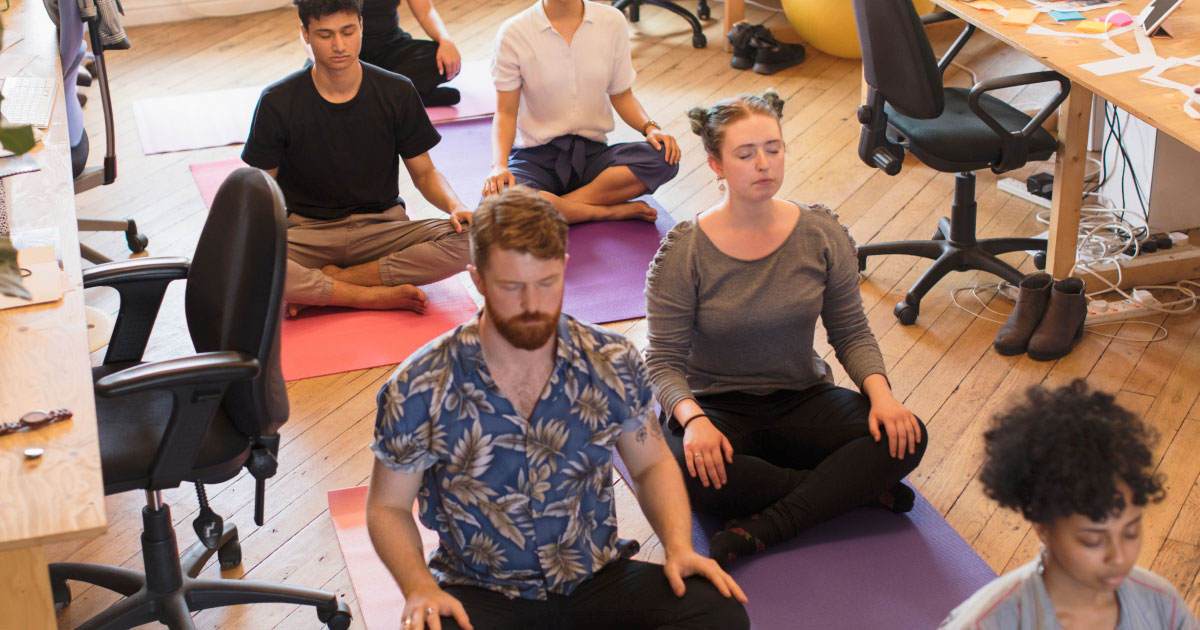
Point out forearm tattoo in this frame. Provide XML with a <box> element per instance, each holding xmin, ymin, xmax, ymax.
<box><xmin>635</xmin><ymin>415</ymin><xmax>664</xmax><ymax>444</ymax></box>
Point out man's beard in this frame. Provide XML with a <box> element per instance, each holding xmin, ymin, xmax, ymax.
<box><xmin>485</xmin><ymin>301</ymin><xmax>560</xmax><ymax>351</ymax></box>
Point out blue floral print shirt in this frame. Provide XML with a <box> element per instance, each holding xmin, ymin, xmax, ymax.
<box><xmin>371</xmin><ymin>313</ymin><xmax>655</xmax><ymax>600</ymax></box>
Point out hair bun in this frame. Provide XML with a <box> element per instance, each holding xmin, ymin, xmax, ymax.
<box><xmin>759</xmin><ymin>89</ymin><xmax>785</xmax><ymax>117</ymax></box>
<box><xmin>686</xmin><ymin>106</ymin><xmax>709</xmax><ymax>137</ymax></box>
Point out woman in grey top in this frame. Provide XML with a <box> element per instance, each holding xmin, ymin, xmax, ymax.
<box><xmin>940</xmin><ymin>380</ymin><xmax>1198</xmax><ymax>630</ymax></box>
<box><xmin>644</xmin><ymin>90</ymin><xmax>926</xmax><ymax>565</ymax></box>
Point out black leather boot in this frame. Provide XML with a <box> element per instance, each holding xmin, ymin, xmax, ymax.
<box><xmin>1027</xmin><ymin>277</ymin><xmax>1087</xmax><ymax>361</ymax></box>
<box><xmin>993</xmin><ymin>272</ymin><xmax>1052</xmax><ymax>356</ymax></box>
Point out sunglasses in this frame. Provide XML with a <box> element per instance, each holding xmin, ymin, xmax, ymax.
<box><xmin>0</xmin><ymin>409</ymin><xmax>72</xmax><ymax>437</ymax></box>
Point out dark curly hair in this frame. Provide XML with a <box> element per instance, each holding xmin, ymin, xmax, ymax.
<box><xmin>295</xmin><ymin>0</ymin><xmax>361</xmax><ymax>27</ymax></box>
<box><xmin>980</xmin><ymin>379</ymin><xmax>1164</xmax><ymax>525</ymax></box>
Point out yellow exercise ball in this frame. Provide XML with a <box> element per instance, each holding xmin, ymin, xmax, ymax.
<box><xmin>780</xmin><ymin>0</ymin><xmax>934</xmax><ymax>60</ymax></box>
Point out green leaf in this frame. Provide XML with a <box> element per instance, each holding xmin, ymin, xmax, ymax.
<box><xmin>0</xmin><ymin>125</ymin><xmax>35</xmax><ymax>155</ymax></box>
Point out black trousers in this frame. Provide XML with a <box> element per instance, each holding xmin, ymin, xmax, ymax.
<box><xmin>437</xmin><ymin>560</ymin><xmax>748</xmax><ymax>630</ymax></box>
<box><xmin>361</xmin><ymin>30</ymin><xmax>449</xmax><ymax>97</ymax></box>
<box><xmin>664</xmin><ymin>384</ymin><xmax>928</xmax><ymax>542</ymax></box>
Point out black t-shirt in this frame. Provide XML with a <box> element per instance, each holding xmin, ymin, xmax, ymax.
<box><xmin>241</xmin><ymin>62</ymin><xmax>440</xmax><ymax>220</ymax></box>
<box><xmin>361</xmin><ymin>0</ymin><xmax>403</xmax><ymax>41</ymax></box>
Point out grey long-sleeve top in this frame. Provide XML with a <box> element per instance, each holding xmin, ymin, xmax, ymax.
<box><xmin>644</xmin><ymin>202</ymin><xmax>888</xmax><ymax>417</ymax></box>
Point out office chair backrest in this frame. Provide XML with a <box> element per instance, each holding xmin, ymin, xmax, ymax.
<box><xmin>186</xmin><ymin>168</ymin><xmax>290</xmax><ymax>437</ymax></box>
<box><xmin>852</xmin><ymin>0</ymin><xmax>944</xmax><ymax>120</ymax></box>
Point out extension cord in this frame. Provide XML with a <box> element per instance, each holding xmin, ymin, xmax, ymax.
<box><xmin>1086</xmin><ymin>297</ymin><xmax>1153</xmax><ymax>325</ymax></box>
<box><xmin>998</xmin><ymin>177</ymin><xmax>1052</xmax><ymax>209</ymax></box>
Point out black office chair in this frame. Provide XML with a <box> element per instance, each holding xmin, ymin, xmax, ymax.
<box><xmin>613</xmin><ymin>0</ymin><xmax>710</xmax><ymax>48</ymax></box>
<box><xmin>851</xmin><ymin>0</ymin><xmax>1069</xmax><ymax>325</ymax></box>
<box><xmin>49</xmin><ymin>168</ymin><xmax>352</xmax><ymax>630</ymax></box>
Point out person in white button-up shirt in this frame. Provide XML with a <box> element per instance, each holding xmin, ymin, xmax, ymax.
<box><xmin>483</xmin><ymin>0</ymin><xmax>681</xmax><ymax>224</ymax></box>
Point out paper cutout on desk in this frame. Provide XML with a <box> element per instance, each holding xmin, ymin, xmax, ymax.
<box><xmin>1026</xmin><ymin>23</ymin><xmax>1133</xmax><ymax>37</ymax></box>
<box><xmin>0</xmin><ymin>246</ymin><xmax>68</xmax><ymax>311</ymax></box>
<box><xmin>1031</xmin><ymin>0</ymin><xmax>1122</xmax><ymax>12</ymax></box>
<box><xmin>965</xmin><ymin>0</ymin><xmax>1005</xmax><ymax>10</ymax></box>
<box><xmin>1049</xmin><ymin>10</ymin><xmax>1085</xmax><ymax>20</ymax></box>
<box><xmin>1080</xmin><ymin>52</ymin><xmax>1160</xmax><ymax>75</ymax></box>
<box><xmin>0</xmin><ymin>154</ymin><xmax>40</xmax><ymax>179</ymax></box>
<box><xmin>1003</xmin><ymin>8</ymin><xmax>1040</xmax><ymax>24</ymax></box>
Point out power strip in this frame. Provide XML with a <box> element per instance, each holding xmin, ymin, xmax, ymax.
<box><xmin>998</xmin><ymin>177</ymin><xmax>1052</xmax><ymax>209</ymax></box>
<box><xmin>1086</xmin><ymin>297</ymin><xmax>1154</xmax><ymax>325</ymax></box>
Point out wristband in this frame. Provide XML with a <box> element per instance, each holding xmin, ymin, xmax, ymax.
<box><xmin>641</xmin><ymin>119</ymin><xmax>660</xmax><ymax>136</ymax></box>
<box><xmin>681</xmin><ymin>412</ymin><xmax>707</xmax><ymax>430</ymax></box>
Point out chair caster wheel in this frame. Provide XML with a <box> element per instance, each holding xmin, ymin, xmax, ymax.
<box><xmin>894</xmin><ymin>301</ymin><xmax>919</xmax><ymax>325</ymax></box>
<box><xmin>51</xmin><ymin>578</ymin><xmax>71</xmax><ymax>610</ymax></box>
<box><xmin>697</xmin><ymin>4</ymin><xmax>711</xmax><ymax>19</ymax></box>
<box><xmin>319</xmin><ymin>603</ymin><xmax>353</xmax><ymax>630</ymax></box>
<box><xmin>124</xmin><ymin>221</ymin><xmax>148</xmax><ymax>254</ymax></box>
<box><xmin>692</xmin><ymin>33</ymin><xmax>707</xmax><ymax>48</ymax></box>
<box><xmin>218</xmin><ymin>538</ymin><xmax>242</xmax><ymax>570</ymax></box>
<box><xmin>1033</xmin><ymin>252</ymin><xmax>1047</xmax><ymax>270</ymax></box>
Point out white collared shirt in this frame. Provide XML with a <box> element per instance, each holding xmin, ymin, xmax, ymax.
<box><xmin>492</xmin><ymin>0</ymin><xmax>636</xmax><ymax>149</ymax></box>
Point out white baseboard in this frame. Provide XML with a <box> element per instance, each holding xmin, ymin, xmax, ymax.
<box><xmin>122</xmin><ymin>0</ymin><xmax>291</xmax><ymax>27</ymax></box>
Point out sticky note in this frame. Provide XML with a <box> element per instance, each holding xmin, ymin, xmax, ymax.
<box><xmin>1001</xmin><ymin>8</ymin><xmax>1039</xmax><ymax>25</ymax></box>
<box><xmin>966</xmin><ymin>0</ymin><xmax>1004</xmax><ymax>10</ymax></box>
<box><xmin>1102</xmin><ymin>10</ymin><xmax>1133</xmax><ymax>27</ymax></box>
<box><xmin>1049</xmin><ymin>10</ymin><xmax>1085</xmax><ymax>21</ymax></box>
<box><xmin>1076</xmin><ymin>19</ymin><xmax>1111</xmax><ymax>33</ymax></box>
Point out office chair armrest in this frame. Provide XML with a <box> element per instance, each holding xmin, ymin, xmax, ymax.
<box><xmin>83</xmin><ymin>257</ymin><xmax>191</xmax><ymax>366</ymax></box>
<box><xmin>968</xmin><ymin>70</ymin><xmax>1071</xmax><ymax>172</ymax></box>
<box><xmin>930</xmin><ymin>17</ymin><xmax>975</xmax><ymax>75</ymax></box>
<box><xmin>95</xmin><ymin>351</ymin><xmax>261</xmax><ymax>397</ymax></box>
<box><xmin>96</xmin><ymin>351</ymin><xmax>261</xmax><ymax>490</ymax></box>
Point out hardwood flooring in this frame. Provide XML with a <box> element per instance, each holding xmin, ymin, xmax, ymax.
<box><xmin>51</xmin><ymin>2</ymin><xmax>1200</xmax><ymax>627</ymax></box>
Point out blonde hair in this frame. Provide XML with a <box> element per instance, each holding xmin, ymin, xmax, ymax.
<box><xmin>470</xmin><ymin>186</ymin><xmax>569</xmax><ymax>272</ymax></box>
<box><xmin>687</xmin><ymin>89</ymin><xmax>785</xmax><ymax>158</ymax></box>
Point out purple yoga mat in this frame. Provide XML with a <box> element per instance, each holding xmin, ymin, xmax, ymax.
<box><xmin>611</xmin><ymin>453</ymin><xmax>996</xmax><ymax>629</ymax></box>
<box><xmin>429</xmin><ymin>118</ymin><xmax>676</xmax><ymax>324</ymax></box>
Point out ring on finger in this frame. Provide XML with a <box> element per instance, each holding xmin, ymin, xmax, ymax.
<box><xmin>427</xmin><ymin>607</ymin><xmax>435</xmax><ymax>616</ymax></box>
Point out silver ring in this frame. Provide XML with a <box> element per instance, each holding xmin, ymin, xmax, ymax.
<box><xmin>403</xmin><ymin>618</ymin><xmax>413</xmax><ymax>627</ymax></box>
<box><xmin>690</xmin><ymin>451</ymin><xmax>698</xmax><ymax>458</ymax></box>
<box><xmin>427</xmin><ymin>607</ymin><xmax>435</xmax><ymax>616</ymax></box>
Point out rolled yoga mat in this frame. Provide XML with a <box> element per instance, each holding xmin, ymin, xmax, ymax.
<box><xmin>191</xmin><ymin>118</ymin><xmax>675</xmax><ymax>325</ymax></box>
<box><xmin>611</xmin><ymin>453</ymin><xmax>997</xmax><ymax>629</ymax></box>
<box><xmin>133</xmin><ymin>61</ymin><xmax>496</xmax><ymax>155</ymax></box>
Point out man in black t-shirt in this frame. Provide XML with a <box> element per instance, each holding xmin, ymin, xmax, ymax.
<box><xmin>243</xmin><ymin>0</ymin><xmax>470</xmax><ymax>314</ymax></box>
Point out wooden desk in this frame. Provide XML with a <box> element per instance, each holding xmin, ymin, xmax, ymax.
<box><xmin>0</xmin><ymin>0</ymin><xmax>107</xmax><ymax>628</ymax></box>
<box><xmin>933</xmin><ymin>0</ymin><xmax>1200</xmax><ymax>284</ymax></box>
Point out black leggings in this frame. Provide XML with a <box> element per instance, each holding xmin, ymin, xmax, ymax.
<box><xmin>361</xmin><ymin>31</ymin><xmax>449</xmax><ymax>97</ymax></box>
<box><xmin>663</xmin><ymin>384</ymin><xmax>928</xmax><ymax>543</ymax></box>
<box><xmin>437</xmin><ymin>559</ymin><xmax>748</xmax><ymax>630</ymax></box>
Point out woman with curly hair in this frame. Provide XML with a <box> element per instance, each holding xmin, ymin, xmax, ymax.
<box><xmin>940</xmin><ymin>380</ymin><xmax>1198</xmax><ymax>629</ymax></box>
<box><xmin>644</xmin><ymin>90</ymin><xmax>926</xmax><ymax>567</ymax></box>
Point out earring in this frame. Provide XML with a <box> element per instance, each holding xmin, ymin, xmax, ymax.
<box><xmin>717</xmin><ymin>177</ymin><xmax>726</xmax><ymax>193</ymax></box>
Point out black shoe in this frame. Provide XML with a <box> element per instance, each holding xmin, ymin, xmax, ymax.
<box><xmin>423</xmin><ymin>86</ymin><xmax>461</xmax><ymax>107</ymax></box>
<box><xmin>750</xmin><ymin>30</ymin><xmax>806</xmax><ymax>75</ymax></box>
<box><xmin>726</xmin><ymin>21</ymin><xmax>761</xmax><ymax>70</ymax></box>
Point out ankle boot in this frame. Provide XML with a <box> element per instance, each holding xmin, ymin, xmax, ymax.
<box><xmin>994</xmin><ymin>273</ymin><xmax>1053</xmax><ymax>356</ymax></box>
<box><xmin>1027</xmin><ymin>277</ymin><xmax>1087</xmax><ymax>361</ymax></box>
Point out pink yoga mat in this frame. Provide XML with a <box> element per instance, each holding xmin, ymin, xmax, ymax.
<box><xmin>280</xmin><ymin>278</ymin><xmax>478</xmax><ymax>381</ymax></box>
<box><xmin>328</xmin><ymin>486</ymin><xmax>440</xmax><ymax>630</ymax></box>
<box><xmin>134</xmin><ymin>61</ymin><xmax>495</xmax><ymax>155</ymax></box>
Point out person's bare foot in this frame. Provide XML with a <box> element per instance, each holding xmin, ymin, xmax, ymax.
<box><xmin>609</xmin><ymin>200</ymin><xmax>657</xmax><ymax>222</ymax></box>
<box><xmin>358</xmin><ymin>284</ymin><xmax>428</xmax><ymax>313</ymax></box>
<box><xmin>285</xmin><ymin>302</ymin><xmax>311</xmax><ymax>318</ymax></box>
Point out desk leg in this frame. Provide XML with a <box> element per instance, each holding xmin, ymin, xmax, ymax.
<box><xmin>0</xmin><ymin>546</ymin><xmax>56</xmax><ymax>629</ymax></box>
<box><xmin>723</xmin><ymin>0</ymin><xmax>744</xmax><ymax>52</ymax></box>
<box><xmin>1047</xmin><ymin>85</ymin><xmax>1093</xmax><ymax>279</ymax></box>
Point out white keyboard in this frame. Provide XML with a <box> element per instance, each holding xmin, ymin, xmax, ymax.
<box><xmin>1</xmin><ymin>77</ymin><xmax>56</xmax><ymax>128</ymax></box>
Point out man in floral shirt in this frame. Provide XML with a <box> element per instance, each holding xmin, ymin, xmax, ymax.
<box><xmin>367</xmin><ymin>186</ymin><xmax>748</xmax><ymax>630</ymax></box>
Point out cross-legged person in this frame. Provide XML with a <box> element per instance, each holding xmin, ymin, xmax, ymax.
<box><xmin>244</xmin><ymin>0</ymin><xmax>471</xmax><ymax>314</ymax></box>
<box><xmin>482</xmin><ymin>0</ymin><xmax>681</xmax><ymax>224</ymax></box>
<box><xmin>366</xmin><ymin>186</ymin><xmax>749</xmax><ymax>630</ymax></box>
<box><xmin>359</xmin><ymin>0</ymin><xmax>462</xmax><ymax>106</ymax></box>
<box><xmin>644</xmin><ymin>90</ymin><xmax>928</xmax><ymax>567</ymax></box>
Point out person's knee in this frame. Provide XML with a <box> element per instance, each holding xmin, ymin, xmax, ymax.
<box><xmin>681</xmin><ymin>577</ymin><xmax>750</xmax><ymax>629</ymax></box>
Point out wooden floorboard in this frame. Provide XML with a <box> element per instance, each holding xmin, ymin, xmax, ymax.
<box><xmin>48</xmin><ymin>2</ymin><xmax>1200</xmax><ymax>627</ymax></box>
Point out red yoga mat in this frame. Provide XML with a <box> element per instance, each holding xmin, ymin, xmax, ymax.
<box><xmin>133</xmin><ymin>61</ymin><xmax>495</xmax><ymax>155</ymax></box>
<box><xmin>328</xmin><ymin>486</ymin><xmax>440</xmax><ymax>630</ymax></box>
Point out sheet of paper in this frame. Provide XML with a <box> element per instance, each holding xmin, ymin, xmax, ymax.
<box><xmin>0</xmin><ymin>246</ymin><xmax>65</xmax><ymax>310</ymax></box>
<box><xmin>1003</xmin><ymin>8</ymin><xmax>1040</xmax><ymax>23</ymax></box>
<box><xmin>1049</xmin><ymin>10</ymin><xmax>1085</xmax><ymax>20</ymax></box>
<box><xmin>966</xmin><ymin>0</ymin><xmax>1005</xmax><ymax>10</ymax></box>
<box><xmin>1030</xmin><ymin>0</ymin><xmax>1123</xmax><ymax>12</ymax></box>
<box><xmin>1080</xmin><ymin>52</ymin><xmax>1160</xmax><ymax>74</ymax></box>
<box><xmin>1027</xmin><ymin>23</ymin><xmax>1133</xmax><ymax>37</ymax></box>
